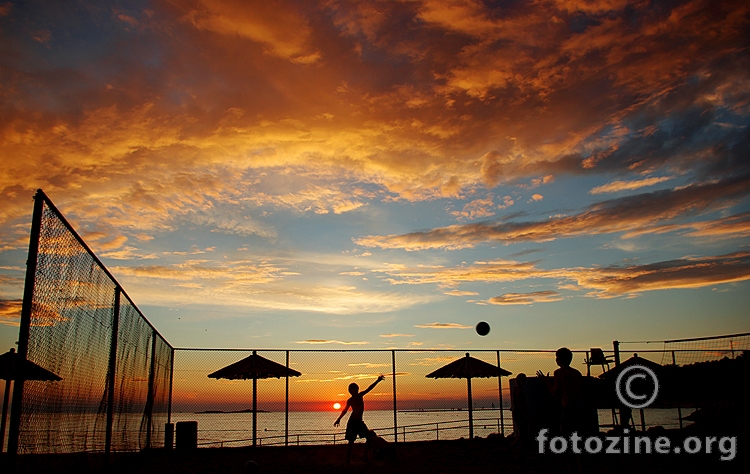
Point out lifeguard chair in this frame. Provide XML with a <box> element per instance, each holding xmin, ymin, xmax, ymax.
<box><xmin>585</xmin><ymin>348</ymin><xmax>613</xmax><ymax>376</ymax></box>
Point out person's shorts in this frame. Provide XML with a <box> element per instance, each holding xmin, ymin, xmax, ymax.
<box><xmin>345</xmin><ymin>419</ymin><xmax>370</xmax><ymax>441</ymax></box>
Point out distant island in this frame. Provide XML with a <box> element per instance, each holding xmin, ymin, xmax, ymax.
<box><xmin>195</xmin><ymin>409</ymin><xmax>269</xmax><ymax>414</ymax></box>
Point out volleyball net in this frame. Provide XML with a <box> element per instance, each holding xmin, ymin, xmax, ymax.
<box><xmin>7</xmin><ymin>190</ymin><xmax>173</xmax><ymax>455</ymax></box>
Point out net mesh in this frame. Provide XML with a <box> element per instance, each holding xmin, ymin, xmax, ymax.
<box><xmin>170</xmin><ymin>349</ymin><xmax>569</xmax><ymax>446</ymax></box>
<box><xmin>15</xmin><ymin>195</ymin><xmax>173</xmax><ymax>454</ymax></box>
<box><xmin>660</xmin><ymin>334</ymin><xmax>750</xmax><ymax>366</ymax></box>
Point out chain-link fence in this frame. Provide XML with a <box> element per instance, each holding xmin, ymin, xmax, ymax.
<box><xmin>170</xmin><ymin>348</ymin><xmax>588</xmax><ymax>447</ymax></box>
<box><xmin>5</xmin><ymin>190</ymin><xmax>173</xmax><ymax>456</ymax></box>
<box><xmin>172</xmin><ymin>344</ymin><xmax>733</xmax><ymax>446</ymax></box>
<box><xmin>614</xmin><ymin>333</ymin><xmax>750</xmax><ymax>430</ymax></box>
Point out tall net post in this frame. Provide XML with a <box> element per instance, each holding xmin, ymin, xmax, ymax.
<box><xmin>104</xmin><ymin>287</ymin><xmax>121</xmax><ymax>455</ymax></box>
<box><xmin>7</xmin><ymin>190</ymin><xmax>44</xmax><ymax>456</ymax></box>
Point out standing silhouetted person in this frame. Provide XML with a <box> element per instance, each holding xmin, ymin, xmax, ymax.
<box><xmin>334</xmin><ymin>375</ymin><xmax>385</xmax><ymax>464</ymax></box>
<box><xmin>537</xmin><ymin>347</ymin><xmax>584</xmax><ymax>435</ymax></box>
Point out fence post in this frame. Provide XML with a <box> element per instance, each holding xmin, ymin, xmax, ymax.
<box><xmin>8</xmin><ymin>189</ymin><xmax>45</xmax><ymax>457</ymax></box>
<box><xmin>105</xmin><ymin>287</ymin><xmax>121</xmax><ymax>455</ymax></box>
<box><xmin>496</xmin><ymin>351</ymin><xmax>504</xmax><ymax>436</ymax></box>
<box><xmin>392</xmin><ymin>350</ymin><xmax>398</xmax><ymax>443</ymax></box>
<box><xmin>168</xmin><ymin>348</ymin><xmax>175</xmax><ymax>425</ymax></box>
<box><xmin>612</xmin><ymin>341</ymin><xmax>622</xmax><ymax>428</ymax></box>
<box><xmin>285</xmin><ymin>350</ymin><xmax>289</xmax><ymax>447</ymax></box>
<box><xmin>613</xmin><ymin>340</ymin><xmax>620</xmax><ymax>366</ymax></box>
<box><xmin>145</xmin><ymin>331</ymin><xmax>158</xmax><ymax>449</ymax></box>
<box><xmin>671</xmin><ymin>351</ymin><xmax>683</xmax><ymax>429</ymax></box>
<box><xmin>0</xmin><ymin>375</ymin><xmax>11</xmax><ymax>452</ymax></box>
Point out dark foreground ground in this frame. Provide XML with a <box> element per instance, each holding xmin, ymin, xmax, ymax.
<box><xmin>5</xmin><ymin>435</ymin><xmax>749</xmax><ymax>474</ymax></box>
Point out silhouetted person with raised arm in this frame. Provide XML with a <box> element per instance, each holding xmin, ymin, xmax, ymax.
<box><xmin>334</xmin><ymin>375</ymin><xmax>385</xmax><ymax>464</ymax></box>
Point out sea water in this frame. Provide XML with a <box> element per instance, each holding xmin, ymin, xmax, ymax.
<box><xmin>171</xmin><ymin>408</ymin><xmax>693</xmax><ymax>448</ymax></box>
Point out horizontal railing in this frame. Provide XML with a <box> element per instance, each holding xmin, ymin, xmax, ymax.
<box><xmin>194</xmin><ymin>415</ymin><xmax>505</xmax><ymax>448</ymax></box>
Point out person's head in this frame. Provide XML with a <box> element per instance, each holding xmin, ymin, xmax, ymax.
<box><xmin>555</xmin><ymin>347</ymin><xmax>573</xmax><ymax>367</ymax></box>
<box><xmin>348</xmin><ymin>383</ymin><xmax>359</xmax><ymax>395</ymax></box>
<box><xmin>516</xmin><ymin>373</ymin><xmax>527</xmax><ymax>386</ymax></box>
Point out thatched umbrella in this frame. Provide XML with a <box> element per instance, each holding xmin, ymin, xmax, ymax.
<box><xmin>208</xmin><ymin>351</ymin><xmax>301</xmax><ymax>446</ymax></box>
<box><xmin>0</xmin><ymin>348</ymin><xmax>62</xmax><ymax>453</ymax></box>
<box><xmin>600</xmin><ymin>353</ymin><xmax>663</xmax><ymax>430</ymax></box>
<box><xmin>599</xmin><ymin>353</ymin><xmax>663</xmax><ymax>381</ymax></box>
<box><xmin>426</xmin><ymin>353</ymin><xmax>511</xmax><ymax>439</ymax></box>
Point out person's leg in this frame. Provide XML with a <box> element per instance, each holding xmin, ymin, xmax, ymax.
<box><xmin>346</xmin><ymin>439</ymin><xmax>354</xmax><ymax>464</ymax></box>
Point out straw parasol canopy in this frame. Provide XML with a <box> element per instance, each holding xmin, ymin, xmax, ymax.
<box><xmin>0</xmin><ymin>348</ymin><xmax>62</xmax><ymax>453</ymax></box>
<box><xmin>426</xmin><ymin>353</ymin><xmax>511</xmax><ymax>439</ymax></box>
<box><xmin>208</xmin><ymin>351</ymin><xmax>301</xmax><ymax>446</ymax></box>
<box><xmin>0</xmin><ymin>348</ymin><xmax>62</xmax><ymax>382</ymax></box>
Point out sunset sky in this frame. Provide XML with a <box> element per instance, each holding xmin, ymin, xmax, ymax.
<box><xmin>1</xmin><ymin>0</ymin><xmax>749</xmax><ymax>358</ymax></box>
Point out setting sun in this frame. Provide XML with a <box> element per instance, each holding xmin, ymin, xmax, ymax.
<box><xmin>333</xmin><ymin>403</ymin><xmax>341</xmax><ymax>410</ymax></box>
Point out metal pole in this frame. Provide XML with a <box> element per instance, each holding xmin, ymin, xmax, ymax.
<box><xmin>168</xmin><ymin>348</ymin><xmax>175</xmax><ymax>424</ymax></box>
<box><xmin>105</xmin><ymin>288</ymin><xmax>121</xmax><ymax>455</ymax></box>
<box><xmin>145</xmin><ymin>331</ymin><xmax>158</xmax><ymax>449</ymax></box>
<box><xmin>8</xmin><ymin>190</ymin><xmax>45</xmax><ymax>456</ymax></box>
<box><xmin>391</xmin><ymin>350</ymin><xmax>398</xmax><ymax>443</ymax></box>
<box><xmin>496</xmin><ymin>351</ymin><xmax>504</xmax><ymax>436</ymax></box>
<box><xmin>613</xmin><ymin>340</ymin><xmax>620</xmax><ymax>366</ymax></box>
<box><xmin>467</xmin><ymin>377</ymin><xmax>473</xmax><ymax>439</ymax></box>
<box><xmin>1</xmin><ymin>376</ymin><xmax>11</xmax><ymax>452</ymax></box>
<box><xmin>253</xmin><ymin>375</ymin><xmax>257</xmax><ymax>447</ymax></box>
<box><xmin>613</xmin><ymin>340</ymin><xmax>622</xmax><ymax>429</ymax></box>
<box><xmin>285</xmin><ymin>350</ymin><xmax>289</xmax><ymax>447</ymax></box>
<box><xmin>672</xmin><ymin>351</ymin><xmax>683</xmax><ymax>429</ymax></box>
<box><xmin>166</xmin><ymin>347</ymin><xmax>175</xmax><ymax>450</ymax></box>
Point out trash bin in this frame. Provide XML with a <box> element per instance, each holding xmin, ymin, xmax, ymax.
<box><xmin>176</xmin><ymin>421</ymin><xmax>197</xmax><ymax>450</ymax></box>
<box><xmin>164</xmin><ymin>422</ymin><xmax>174</xmax><ymax>449</ymax></box>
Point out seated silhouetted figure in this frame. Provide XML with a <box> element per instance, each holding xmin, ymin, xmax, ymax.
<box><xmin>511</xmin><ymin>373</ymin><xmax>531</xmax><ymax>446</ymax></box>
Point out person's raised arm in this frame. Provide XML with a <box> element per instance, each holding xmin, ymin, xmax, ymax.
<box><xmin>334</xmin><ymin>400</ymin><xmax>351</xmax><ymax>427</ymax></box>
<box><xmin>360</xmin><ymin>375</ymin><xmax>385</xmax><ymax>396</ymax></box>
<box><xmin>535</xmin><ymin>370</ymin><xmax>553</xmax><ymax>392</ymax></box>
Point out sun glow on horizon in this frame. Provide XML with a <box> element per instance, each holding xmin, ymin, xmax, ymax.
<box><xmin>333</xmin><ymin>402</ymin><xmax>341</xmax><ymax>410</ymax></box>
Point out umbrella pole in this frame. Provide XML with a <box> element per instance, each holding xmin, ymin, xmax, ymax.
<box><xmin>253</xmin><ymin>377</ymin><xmax>257</xmax><ymax>447</ymax></box>
<box><xmin>467</xmin><ymin>377</ymin><xmax>473</xmax><ymax>440</ymax></box>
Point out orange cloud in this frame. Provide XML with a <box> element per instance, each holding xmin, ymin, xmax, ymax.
<box><xmin>484</xmin><ymin>290</ymin><xmax>564</xmax><ymax>305</ymax></box>
<box><xmin>356</xmin><ymin>176</ymin><xmax>750</xmax><ymax>250</ymax></box>
<box><xmin>443</xmin><ymin>289</ymin><xmax>479</xmax><ymax>296</ymax></box>
<box><xmin>377</xmin><ymin>252</ymin><xmax>750</xmax><ymax>298</ymax></box>
<box><xmin>621</xmin><ymin>212</ymin><xmax>750</xmax><ymax>240</ymax></box>
<box><xmin>0</xmin><ymin>299</ymin><xmax>21</xmax><ymax>326</ymax></box>
<box><xmin>294</xmin><ymin>340</ymin><xmax>369</xmax><ymax>345</ymax></box>
<box><xmin>413</xmin><ymin>322</ymin><xmax>472</xmax><ymax>329</ymax></box>
<box><xmin>569</xmin><ymin>251</ymin><xmax>750</xmax><ymax>297</ymax></box>
<box><xmin>449</xmin><ymin>194</ymin><xmax>496</xmax><ymax>221</ymax></box>
<box><xmin>175</xmin><ymin>0</ymin><xmax>320</xmax><ymax>63</ymax></box>
<box><xmin>590</xmin><ymin>176</ymin><xmax>674</xmax><ymax>194</ymax></box>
